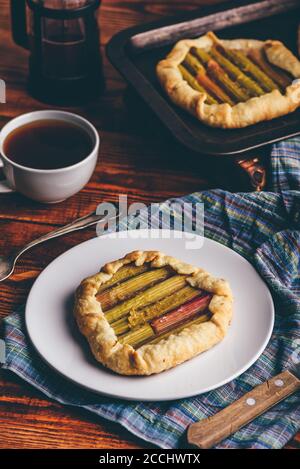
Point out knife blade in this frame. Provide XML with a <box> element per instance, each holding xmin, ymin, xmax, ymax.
<box><xmin>187</xmin><ymin>362</ymin><xmax>300</xmax><ymax>449</ymax></box>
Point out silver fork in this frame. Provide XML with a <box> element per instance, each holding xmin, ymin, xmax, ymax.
<box><xmin>0</xmin><ymin>210</ymin><xmax>118</xmax><ymax>282</ymax></box>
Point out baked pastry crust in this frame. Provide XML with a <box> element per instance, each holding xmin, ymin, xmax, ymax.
<box><xmin>74</xmin><ymin>250</ymin><xmax>233</xmax><ymax>376</ymax></box>
<box><xmin>156</xmin><ymin>32</ymin><xmax>300</xmax><ymax>128</ymax></box>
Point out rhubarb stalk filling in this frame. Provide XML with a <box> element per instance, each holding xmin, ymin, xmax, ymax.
<box><xmin>179</xmin><ymin>35</ymin><xmax>293</xmax><ymax>105</ymax></box>
<box><xmin>96</xmin><ymin>264</ymin><xmax>212</xmax><ymax>349</ymax></box>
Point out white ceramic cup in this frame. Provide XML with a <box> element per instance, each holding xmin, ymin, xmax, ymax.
<box><xmin>0</xmin><ymin>110</ymin><xmax>99</xmax><ymax>203</ymax></box>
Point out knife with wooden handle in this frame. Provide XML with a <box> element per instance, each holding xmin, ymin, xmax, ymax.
<box><xmin>187</xmin><ymin>364</ymin><xmax>300</xmax><ymax>449</ymax></box>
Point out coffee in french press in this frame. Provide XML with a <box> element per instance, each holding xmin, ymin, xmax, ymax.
<box><xmin>11</xmin><ymin>0</ymin><xmax>104</xmax><ymax>104</ymax></box>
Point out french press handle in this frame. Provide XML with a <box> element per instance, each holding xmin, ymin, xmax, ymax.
<box><xmin>11</xmin><ymin>0</ymin><xmax>29</xmax><ymax>49</ymax></box>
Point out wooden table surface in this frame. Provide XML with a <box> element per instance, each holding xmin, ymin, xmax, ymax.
<box><xmin>0</xmin><ymin>0</ymin><xmax>298</xmax><ymax>449</ymax></box>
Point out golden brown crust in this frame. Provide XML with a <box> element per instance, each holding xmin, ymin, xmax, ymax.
<box><xmin>156</xmin><ymin>33</ymin><xmax>300</xmax><ymax>129</ymax></box>
<box><xmin>74</xmin><ymin>250</ymin><xmax>233</xmax><ymax>376</ymax></box>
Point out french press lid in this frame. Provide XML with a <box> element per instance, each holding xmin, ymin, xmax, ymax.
<box><xmin>26</xmin><ymin>0</ymin><xmax>101</xmax><ymax>18</ymax></box>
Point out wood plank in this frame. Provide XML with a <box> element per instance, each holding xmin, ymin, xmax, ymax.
<box><xmin>0</xmin><ymin>371</ymin><xmax>152</xmax><ymax>449</ymax></box>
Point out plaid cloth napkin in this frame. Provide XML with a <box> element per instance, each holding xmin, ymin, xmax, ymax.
<box><xmin>1</xmin><ymin>138</ymin><xmax>300</xmax><ymax>449</ymax></box>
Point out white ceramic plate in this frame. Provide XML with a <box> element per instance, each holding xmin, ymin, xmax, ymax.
<box><xmin>26</xmin><ymin>230</ymin><xmax>274</xmax><ymax>401</ymax></box>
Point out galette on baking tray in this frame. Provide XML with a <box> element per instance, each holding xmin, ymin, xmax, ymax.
<box><xmin>156</xmin><ymin>32</ymin><xmax>300</xmax><ymax>128</ymax></box>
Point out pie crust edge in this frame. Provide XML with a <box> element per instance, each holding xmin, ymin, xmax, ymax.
<box><xmin>156</xmin><ymin>32</ymin><xmax>300</xmax><ymax>128</ymax></box>
<box><xmin>74</xmin><ymin>250</ymin><xmax>233</xmax><ymax>376</ymax></box>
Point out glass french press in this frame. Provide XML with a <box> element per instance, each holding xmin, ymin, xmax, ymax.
<box><xmin>10</xmin><ymin>0</ymin><xmax>104</xmax><ymax>104</ymax></box>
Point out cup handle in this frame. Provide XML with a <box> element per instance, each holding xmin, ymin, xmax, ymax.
<box><xmin>0</xmin><ymin>159</ymin><xmax>15</xmax><ymax>193</ymax></box>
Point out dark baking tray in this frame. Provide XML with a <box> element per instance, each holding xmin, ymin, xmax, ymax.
<box><xmin>106</xmin><ymin>0</ymin><xmax>300</xmax><ymax>157</ymax></box>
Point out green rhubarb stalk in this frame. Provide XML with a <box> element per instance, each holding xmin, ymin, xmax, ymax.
<box><xmin>118</xmin><ymin>324</ymin><xmax>155</xmax><ymax>347</ymax></box>
<box><xmin>112</xmin><ymin>317</ymin><xmax>130</xmax><ymax>336</ymax></box>
<box><xmin>191</xmin><ymin>46</ymin><xmax>211</xmax><ymax>65</ymax></box>
<box><xmin>184</xmin><ymin>52</ymin><xmax>206</xmax><ymax>74</ymax></box>
<box><xmin>97</xmin><ymin>264</ymin><xmax>149</xmax><ymax>294</ymax></box>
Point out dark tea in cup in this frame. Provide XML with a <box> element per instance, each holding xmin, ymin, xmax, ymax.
<box><xmin>0</xmin><ymin>110</ymin><xmax>99</xmax><ymax>203</ymax></box>
<box><xmin>3</xmin><ymin>119</ymin><xmax>93</xmax><ymax>170</ymax></box>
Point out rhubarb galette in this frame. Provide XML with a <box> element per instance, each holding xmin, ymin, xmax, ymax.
<box><xmin>156</xmin><ymin>31</ymin><xmax>300</xmax><ymax>128</ymax></box>
<box><xmin>74</xmin><ymin>250</ymin><xmax>233</xmax><ymax>376</ymax></box>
